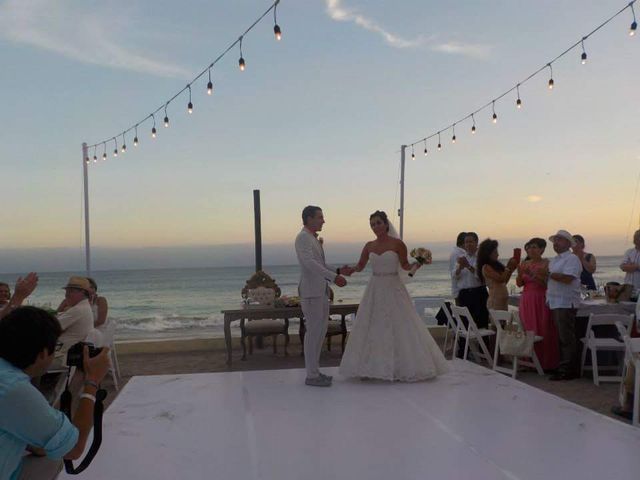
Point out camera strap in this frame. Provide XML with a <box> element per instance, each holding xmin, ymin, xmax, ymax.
<box><xmin>60</xmin><ymin>371</ymin><xmax>108</xmax><ymax>475</ymax></box>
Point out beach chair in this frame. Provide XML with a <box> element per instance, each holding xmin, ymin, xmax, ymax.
<box><xmin>489</xmin><ymin>309</ymin><xmax>544</xmax><ymax>379</ymax></box>
<box><xmin>97</xmin><ymin>317</ymin><xmax>121</xmax><ymax>391</ymax></box>
<box><xmin>451</xmin><ymin>305</ymin><xmax>495</xmax><ymax>366</ymax></box>
<box><xmin>325</xmin><ymin>313</ymin><xmax>349</xmax><ymax>355</ymax></box>
<box><xmin>619</xmin><ymin>331</ymin><xmax>640</xmax><ymax>426</ymax></box>
<box><xmin>439</xmin><ymin>301</ymin><xmax>458</xmax><ymax>358</ymax></box>
<box><xmin>580</xmin><ymin>313</ymin><xmax>633</xmax><ymax>385</ymax></box>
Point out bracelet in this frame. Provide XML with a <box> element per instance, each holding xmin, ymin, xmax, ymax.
<box><xmin>84</xmin><ymin>380</ymin><xmax>98</xmax><ymax>389</ymax></box>
<box><xmin>80</xmin><ymin>393</ymin><xmax>96</xmax><ymax>403</ymax></box>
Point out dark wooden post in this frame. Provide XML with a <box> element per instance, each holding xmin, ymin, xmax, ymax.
<box><xmin>253</xmin><ymin>189</ymin><xmax>262</xmax><ymax>272</ymax></box>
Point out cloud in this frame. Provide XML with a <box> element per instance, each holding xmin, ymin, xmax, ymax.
<box><xmin>0</xmin><ymin>0</ymin><xmax>190</xmax><ymax>78</ymax></box>
<box><xmin>325</xmin><ymin>0</ymin><xmax>491</xmax><ymax>58</ymax></box>
<box><xmin>526</xmin><ymin>195</ymin><xmax>543</xmax><ymax>203</ymax></box>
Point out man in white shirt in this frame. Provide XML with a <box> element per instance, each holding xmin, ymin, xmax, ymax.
<box><xmin>449</xmin><ymin>232</ymin><xmax>467</xmax><ymax>299</ymax></box>
<box><xmin>57</xmin><ymin>277</ymin><xmax>96</xmax><ymax>353</ymax></box>
<box><xmin>547</xmin><ymin>230</ymin><xmax>583</xmax><ymax>381</ymax></box>
<box><xmin>620</xmin><ymin>229</ymin><xmax>640</xmax><ymax>291</ymax></box>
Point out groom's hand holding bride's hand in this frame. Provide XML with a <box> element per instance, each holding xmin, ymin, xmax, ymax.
<box><xmin>334</xmin><ymin>275</ymin><xmax>347</xmax><ymax>287</ymax></box>
<box><xmin>339</xmin><ymin>265</ymin><xmax>355</xmax><ymax>276</ymax></box>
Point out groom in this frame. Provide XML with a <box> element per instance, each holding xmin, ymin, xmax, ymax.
<box><xmin>295</xmin><ymin>206</ymin><xmax>347</xmax><ymax>387</ymax></box>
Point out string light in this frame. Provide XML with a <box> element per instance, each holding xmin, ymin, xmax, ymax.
<box><xmin>113</xmin><ymin>138</ymin><xmax>118</xmax><ymax>157</ymax></box>
<box><xmin>84</xmin><ymin>0</ymin><xmax>282</xmax><ymax>166</ymax></box>
<box><xmin>102</xmin><ymin>143</ymin><xmax>107</xmax><ymax>161</ymax></box>
<box><xmin>238</xmin><ymin>36</ymin><xmax>246</xmax><ymax>71</ymax></box>
<box><xmin>121</xmin><ymin>133</ymin><xmax>126</xmax><ymax>153</ymax></box>
<box><xmin>437</xmin><ymin>132</ymin><xmax>442</xmax><ymax>150</ymax></box>
<box><xmin>134</xmin><ymin>125</ymin><xmax>139</xmax><ymax>147</ymax></box>
<box><xmin>451</xmin><ymin>124</ymin><xmax>456</xmax><ymax>144</ymax></box>
<box><xmin>411</xmin><ymin>144</ymin><xmax>415</xmax><ymax>161</ymax></box>
<box><xmin>93</xmin><ymin>146</ymin><xmax>97</xmax><ymax>163</ymax></box>
<box><xmin>274</xmin><ymin>0</ymin><xmax>282</xmax><ymax>40</ymax></box>
<box><xmin>403</xmin><ymin>1</ymin><xmax>637</xmax><ymax>157</ymax></box>
<box><xmin>207</xmin><ymin>68</ymin><xmax>213</xmax><ymax>95</ymax></box>
<box><xmin>423</xmin><ymin>139</ymin><xmax>428</xmax><ymax>156</ymax></box>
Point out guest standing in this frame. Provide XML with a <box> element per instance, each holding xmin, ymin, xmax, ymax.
<box><xmin>572</xmin><ymin>234</ymin><xmax>597</xmax><ymax>290</ymax></box>
<box><xmin>477</xmin><ymin>239</ymin><xmax>517</xmax><ymax>311</ymax></box>
<box><xmin>516</xmin><ymin>238</ymin><xmax>559</xmax><ymax>371</ymax></box>
<box><xmin>452</xmin><ymin>232</ymin><xmax>489</xmax><ymax>328</ymax></box>
<box><xmin>547</xmin><ymin>230</ymin><xmax>583</xmax><ymax>381</ymax></box>
<box><xmin>87</xmin><ymin>278</ymin><xmax>109</xmax><ymax>330</ymax></box>
<box><xmin>620</xmin><ymin>229</ymin><xmax>640</xmax><ymax>291</ymax></box>
<box><xmin>449</xmin><ymin>232</ymin><xmax>467</xmax><ymax>300</ymax></box>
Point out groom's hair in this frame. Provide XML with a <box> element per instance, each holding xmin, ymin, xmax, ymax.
<box><xmin>456</xmin><ymin>232</ymin><xmax>467</xmax><ymax>247</ymax></box>
<box><xmin>302</xmin><ymin>205</ymin><xmax>322</xmax><ymax>225</ymax></box>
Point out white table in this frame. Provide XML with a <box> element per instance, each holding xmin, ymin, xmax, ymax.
<box><xmin>59</xmin><ymin>361</ymin><xmax>640</xmax><ymax>480</ymax></box>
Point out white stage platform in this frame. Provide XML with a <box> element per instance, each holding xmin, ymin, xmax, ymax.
<box><xmin>60</xmin><ymin>360</ymin><xmax>640</xmax><ymax>480</ymax></box>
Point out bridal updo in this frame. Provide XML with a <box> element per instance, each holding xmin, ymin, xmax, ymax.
<box><xmin>369</xmin><ymin>210</ymin><xmax>390</xmax><ymax>232</ymax></box>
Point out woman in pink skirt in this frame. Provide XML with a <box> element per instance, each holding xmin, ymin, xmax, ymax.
<box><xmin>516</xmin><ymin>238</ymin><xmax>559</xmax><ymax>371</ymax></box>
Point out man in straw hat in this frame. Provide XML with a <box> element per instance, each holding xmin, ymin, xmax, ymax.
<box><xmin>547</xmin><ymin>230</ymin><xmax>583</xmax><ymax>381</ymax></box>
<box><xmin>56</xmin><ymin>277</ymin><xmax>96</xmax><ymax>353</ymax></box>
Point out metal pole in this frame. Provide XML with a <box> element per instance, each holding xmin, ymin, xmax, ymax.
<box><xmin>253</xmin><ymin>189</ymin><xmax>262</xmax><ymax>272</ymax></box>
<box><xmin>398</xmin><ymin>145</ymin><xmax>406</xmax><ymax>240</ymax></box>
<box><xmin>82</xmin><ymin>143</ymin><xmax>91</xmax><ymax>276</ymax></box>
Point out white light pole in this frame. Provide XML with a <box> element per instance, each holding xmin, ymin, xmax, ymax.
<box><xmin>82</xmin><ymin>143</ymin><xmax>91</xmax><ymax>276</ymax></box>
<box><xmin>398</xmin><ymin>145</ymin><xmax>406</xmax><ymax>240</ymax></box>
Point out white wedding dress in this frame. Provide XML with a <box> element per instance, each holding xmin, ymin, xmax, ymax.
<box><xmin>339</xmin><ymin>251</ymin><xmax>450</xmax><ymax>381</ymax></box>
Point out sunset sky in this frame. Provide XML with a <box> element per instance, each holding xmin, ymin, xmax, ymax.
<box><xmin>1</xmin><ymin>0</ymin><xmax>639</xmax><ymax>271</ymax></box>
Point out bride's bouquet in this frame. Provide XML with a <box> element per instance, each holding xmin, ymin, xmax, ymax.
<box><xmin>409</xmin><ymin>247</ymin><xmax>432</xmax><ymax>277</ymax></box>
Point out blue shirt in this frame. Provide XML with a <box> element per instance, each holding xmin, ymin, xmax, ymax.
<box><xmin>0</xmin><ymin>358</ymin><xmax>78</xmax><ymax>480</ymax></box>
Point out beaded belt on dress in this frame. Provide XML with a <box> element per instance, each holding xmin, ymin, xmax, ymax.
<box><xmin>373</xmin><ymin>272</ymin><xmax>398</xmax><ymax>277</ymax></box>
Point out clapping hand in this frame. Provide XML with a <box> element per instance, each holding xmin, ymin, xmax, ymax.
<box><xmin>457</xmin><ymin>256</ymin><xmax>470</xmax><ymax>268</ymax></box>
<box><xmin>13</xmin><ymin>272</ymin><xmax>38</xmax><ymax>301</ymax></box>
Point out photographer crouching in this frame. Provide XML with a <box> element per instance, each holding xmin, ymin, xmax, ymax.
<box><xmin>0</xmin><ymin>306</ymin><xmax>110</xmax><ymax>480</ymax></box>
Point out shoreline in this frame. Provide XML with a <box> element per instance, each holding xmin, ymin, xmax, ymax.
<box><xmin>114</xmin><ymin>325</ymin><xmax>447</xmax><ymax>355</ymax></box>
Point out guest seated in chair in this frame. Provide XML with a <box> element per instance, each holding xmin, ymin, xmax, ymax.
<box><xmin>56</xmin><ymin>277</ymin><xmax>99</xmax><ymax>354</ymax></box>
<box><xmin>87</xmin><ymin>278</ymin><xmax>109</xmax><ymax>331</ymax></box>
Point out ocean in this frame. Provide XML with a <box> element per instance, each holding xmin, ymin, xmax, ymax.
<box><xmin>3</xmin><ymin>255</ymin><xmax>627</xmax><ymax>340</ymax></box>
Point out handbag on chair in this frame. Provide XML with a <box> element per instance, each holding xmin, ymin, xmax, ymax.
<box><xmin>500</xmin><ymin>321</ymin><xmax>534</xmax><ymax>356</ymax></box>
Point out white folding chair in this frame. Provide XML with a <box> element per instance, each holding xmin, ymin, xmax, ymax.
<box><xmin>620</xmin><ymin>334</ymin><xmax>640</xmax><ymax>426</ymax></box>
<box><xmin>440</xmin><ymin>301</ymin><xmax>458</xmax><ymax>358</ymax></box>
<box><xmin>490</xmin><ymin>310</ymin><xmax>544</xmax><ymax>378</ymax></box>
<box><xmin>580</xmin><ymin>314</ymin><xmax>633</xmax><ymax>386</ymax></box>
<box><xmin>451</xmin><ymin>305</ymin><xmax>495</xmax><ymax>366</ymax></box>
<box><xmin>96</xmin><ymin>318</ymin><xmax>121</xmax><ymax>390</ymax></box>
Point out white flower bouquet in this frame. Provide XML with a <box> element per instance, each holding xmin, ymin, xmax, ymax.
<box><xmin>409</xmin><ymin>247</ymin><xmax>432</xmax><ymax>277</ymax></box>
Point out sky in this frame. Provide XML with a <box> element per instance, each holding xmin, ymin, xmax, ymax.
<box><xmin>0</xmin><ymin>0</ymin><xmax>639</xmax><ymax>272</ymax></box>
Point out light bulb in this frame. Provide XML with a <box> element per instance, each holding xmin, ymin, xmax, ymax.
<box><xmin>452</xmin><ymin>135</ymin><xmax>456</xmax><ymax>144</ymax></box>
<box><xmin>113</xmin><ymin>149</ymin><xmax>118</xmax><ymax>157</ymax></box>
<box><xmin>121</xmin><ymin>144</ymin><xmax>126</xmax><ymax>153</ymax></box>
<box><xmin>85</xmin><ymin>156</ymin><xmax>90</xmax><ymax>164</ymax></box>
<box><xmin>516</xmin><ymin>98</ymin><xmax>522</xmax><ymax>109</ymax></box>
<box><xmin>134</xmin><ymin>136</ymin><xmax>139</xmax><ymax>146</ymax></box>
<box><xmin>188</xmin><ymin>102</ymin><xmax>193</xmax><ymax>114</ymax></box>
<box><xmin>239</xmin><ymin>57</ymin><xmax>245</xmax><ymax>71</ymax></box>
<box><xmin>437</xmin><ymin>142</ymin><xmax>442</xmax><ymax>150</ymax></box>
<box><xmin>164</xmin><ymin>116</ymin><xmax>169</xmax><ymax>127</ymax></box>
<box><xmin>93</xmin><ymin>155</ymin><xmax>97</xmax><ymax>163</ymax></box>
<box><xmin>152</xmin><ymin>127</ymin><xmax>157</xmax><ymax>138</ymax></box>
<box><xmin>548</xmin><ymin>78</ymin><xmax>554</xmax><ymax>89</ymax></box>
<box><xmin>411</xmin><ymin>152</ymin><xmax>415</xmax><ymax>161</ymax></box>
<box><xmin>102</xmin><ymin>153</ymin><xmax>107</xmax><ymax>160</ymax></box>
<box><xmin>492</xmin><ymin>113</ymin><xmax>497</xmax><ymax>124</ymax></box>
<box><xmin>423</xmin><ymin>147</ymin><xmax>428</xmax><ymax>156</ymax></box>
<box><xmin>581</xmin><ymin>52</ymin><xmax>587</xmax><ymax>64</ymax></box>
<box><xmin>207</xmin><ymin>81</ymin><xmax>213</xmax><ymax>95</ymax></box>
<box><xmin>274</xmin><ymin>24</ymin><xmax>282</xmax><ymax>41</ymax></box>
<box><xmin>471</xmin><ymin>125</ymin><xmax>476</xmax><ymax>134</ymax></box>
<box><xmin>631</xmin><ymin>21</ymin><xmax>637</xmax><ymax>36</ymax></box>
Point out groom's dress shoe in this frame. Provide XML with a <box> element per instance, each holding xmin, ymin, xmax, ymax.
<box><xmin>305</xmin><ymin>376</ymin><xmax>332</xmax><ymax>387</ymax></box>
<box><xmin>319</xmin><ymin>373</ymin><xmax>333</xmax><ymax>381</ymax></box>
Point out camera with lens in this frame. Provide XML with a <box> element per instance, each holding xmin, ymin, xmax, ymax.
<box><xmin>66</xmin><ymin>341</ymin><xmax>103</xmax><ymax>370</ymax></box>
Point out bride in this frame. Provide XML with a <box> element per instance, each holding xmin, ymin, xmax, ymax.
<box><xmin>339</xmin><ymin>210</ymin><xmax>450</xmax><ymax>381</ymax></box>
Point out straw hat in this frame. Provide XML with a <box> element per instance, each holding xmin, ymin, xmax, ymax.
<box><xmin>62</xmin><ymin>276</ymin><xmax>91</xmax><ymax>293</ymax></box>
<box><xmin>548</xmin><ymin>230</ymin><xmax>576</xmax><ymax>247</ymax></box>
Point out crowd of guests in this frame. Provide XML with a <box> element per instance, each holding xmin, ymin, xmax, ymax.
<box><xmin>0</xmin><ymin>273</ymin><xmax>111</xmax><ymax>480</ymax></box>
<box><xmin>448</xmin><ymin>229</ymin><xmax>633</xmax><ymax>381</ymax></box>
